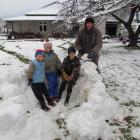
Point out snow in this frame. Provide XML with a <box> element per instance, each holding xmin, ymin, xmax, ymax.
<box><xmin>66</xmin><ymin>63</ymin><xmax>118</xmax><ymax>139</ymax></box>
<box><xmin>5</xmin><ymin>16</ymin><xmax>60</xmax><ymax>21</ymax></box>
<box><xmin>0</xmin><ymin>38</ymin><xmax>140</xmax><ymax>140</ymax></box>
<box><xmin>57</xmin><ymin>0</ymin><xmax>135</xmax><ymax>25</ymax></box>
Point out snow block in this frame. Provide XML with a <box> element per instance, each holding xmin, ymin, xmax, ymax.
<box><xmin>66</xmin><ymin>61</ymin><xmax>119</xmax><ymax>140</ymax></box>
<box><xmin>0</xmin><ymin>101</ymin><xmax>26</xmax><ymax>132</ymax></box>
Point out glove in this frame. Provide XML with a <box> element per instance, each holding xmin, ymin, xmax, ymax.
<box><xmin>62</xmin><ymin>72</ymin><xmax>69</xmax><ymax>81</ymax></box>
<box><xmin>79</xmin><ymin>49</ymin><xmax>85</xmax><ymax>55</ymax></box>
<box><xmin>77</xmin><ymin>49</ymin><xmax>85</xmax><ymax>59</ymax></box>
<box><xmin>87</xmin><ymin>51</ymin><xmax>96</xmax><ymax>60</ymax></box>
<box><xmin>67</xmin><ymin>74</ymin><xmax>73</xmax><ymax>81</ymax></box>
<box><xmin>27</xmin><ymin>79</ymin><xmax>32</xmax><ymax>86</ymax></box>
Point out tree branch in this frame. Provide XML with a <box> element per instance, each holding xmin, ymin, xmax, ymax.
<box><xmin>128</xmin><ymin>5</ymin><xmax>138</xmax><ymax>24</ymax></box>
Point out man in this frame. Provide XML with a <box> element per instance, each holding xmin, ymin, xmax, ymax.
<box><xmin>75</xmin><ymin>16</ymin><xmax>102</xmax><ymax>73</ymax></box>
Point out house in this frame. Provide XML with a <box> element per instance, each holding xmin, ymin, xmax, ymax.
<box><xmin>5</xmin><ymin>1</ymin><xmax>121</xmax><ymax>39</ymax></box>
<box><xmin>5</xmin><ymin>1</ymin><xmax>65</xmax><ymax>39</ymax></box>
<box><xmin>5</xmin><ymin>1</ymin><xmax>139</xmax><ymax>39</ymax></box>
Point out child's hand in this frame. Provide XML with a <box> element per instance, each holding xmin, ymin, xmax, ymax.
<box><xmin>27</xmin><ymin>79</ymin><xmax>32</xmax><ymax>86</ymax></box>
<box><xmin>63</xmin><ymin>75</ymin><xmax>69</xmax><ymax>81</ymax></box>
<box><xmin>67</xmin><ymin>75</ymin><xmax>73</xmax><ymax>81</ymax></box>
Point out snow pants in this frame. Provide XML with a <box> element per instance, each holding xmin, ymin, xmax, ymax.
<box><xmin>45</xmin><ymin>72</ymin><xmax>58</xmax><ymax>98</ymax></box>
<box><xmin>58</xmin><ymin>80</ymin><xmax>74</xmax><ymax>103</ymax></box>
<box><xmin>31</xmin><ymin>82</ymin><xmax>50</xmax><ymax>109</ymax></box>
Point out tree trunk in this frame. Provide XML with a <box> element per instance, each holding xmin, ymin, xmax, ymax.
<box><xmin>126</xmin><ymin>24</ymin><xmax>138</xmax><ymax>47</ymax></box>
<box><xmin>112</xmin><ymin>5</ymin><xmax>140</xmax><ymax>48</ymax></box>
<box><xmin>128</xmin><ymin>35</ymin><xmax>138</xmax><ymax>47</ymax></box>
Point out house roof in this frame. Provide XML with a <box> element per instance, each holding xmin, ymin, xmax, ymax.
<box><xmin>5</xmin><ymin>15</ymin><xmax>60</xmax><ymax>21</ymax></box>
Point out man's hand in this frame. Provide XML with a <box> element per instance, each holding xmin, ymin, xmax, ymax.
<box><xmin>78</xmin><ymin>49</ymin><xmax>85</xmax><ymax>58</ymax></box>
<box><xmin>87</xmin><ymin>51</ymin><xmax>96</xmax><ymax>60</ymax></box>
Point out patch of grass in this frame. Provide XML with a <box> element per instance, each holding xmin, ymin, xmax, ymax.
<box><xmin>106</xmin><ymin>116</ymin><xmax>140</xmax><ymax>140</ymax></box>
<box><xmin>0</xmin><ymin>45</ymin><xmax>30</xmax><ymax>64</ymax></box>
<box><xmin>121</xmin><ymin>101</ymin><xmax>140</xmax><ymax>107</ymax></box>
<box><xmin>0</xmin><ymin>63</ymin><xmax>10</xmax><ymax>65</ymax></box>
<box><xmin>56</xmin><ymin>41</ymin><xmax>75</xmax><ymax>51</ymax></box>
<box><xmin>123</xmin><ymin>116</ymin><xmax>137</xmax><ymax>124</ymax></box>
<box><xmin>57</xmin><ymin>45</ymin><xmax>67</xmax><ymax>51</ymax></box>
<box><xmin>54</xmin><ymin>138</ymin><xmax>61</xmax><ymax>140</ymax></box>
<box><xmin>16</xmin><ymin>45</ymin><xmax>21</xmax><ymax>49</ymax></box>
<box><xmin>105</xmin><ymin>119</ymin><xmax>120</xmax><ymax>126</ymax></box>
<box><xmin>124</xmin><ymin>45</ymin><xmax>140</xmax><ymax>50</ymax></box>
<box><xmin>119</xmin><ymin>127</ymin><xmax>137</xmax><ymax>140</ymax></box>
<box><xmin>56</xmin><ymin>118</ymin><xmax>70</xmax><ymax>137</ymax></box>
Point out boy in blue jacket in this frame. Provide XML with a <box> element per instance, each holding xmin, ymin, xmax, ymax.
<box><xmin>27</xmin><ymin>49</ymin><xmax>54</xmax><ymax>111</ymax></box>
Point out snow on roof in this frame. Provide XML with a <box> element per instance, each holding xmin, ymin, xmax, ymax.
<box><xmin>26</xmin><ymin>1</ymin><xmax>62</xmax><ymax>16</ymax></box>
<box><xmin>5</xmin><ymin>15</ymin><xmax>59</xmax><ymax>21</ymax></box>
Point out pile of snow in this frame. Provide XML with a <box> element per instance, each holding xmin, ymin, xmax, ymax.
<box><xmin>61</xmin><ymin>61</ymin><xmax>119</xmax><ymax>140</ymax></box>
<box><xmin>1</xmin><ymin>39</ymin><xmax>135</xmax><ymax>140</ymax></box>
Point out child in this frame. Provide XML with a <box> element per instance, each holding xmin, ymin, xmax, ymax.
<box><xmin>58</xmin><ymin>47</ymin><xmax>80</xmax><ymax>106</ymax></box>
<box><xmin>44</xmin><ymin>42</ymin><xmax>61</xmax><ymax>102</ymax></box>
<box><xmin>27</xmin><ymin>49</ymin><xmax>52</xmax><ymax>111</ymax></box>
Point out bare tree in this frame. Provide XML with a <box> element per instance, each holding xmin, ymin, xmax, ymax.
<box><xmin>112</xmin><ymin>4</ymin><xmax>140</xmax><ymax>47</ymax></box>
<box><xmin>57</xmin><ymin>0</ymin><xmax>140</xmax><ymax>47</ymax></box>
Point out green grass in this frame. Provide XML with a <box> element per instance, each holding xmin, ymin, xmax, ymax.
<box><xmin>121</xmin><ymin>101</ymin><xmax>140</xmax><ymax>107</ymax></box>
<box><xmin>54</xmin><ymin>138</ymin><xmax>61</xmax><ymax>140</ymax></box>
<box><xmin>56</xmin><ymin>118</ymin><xmax>70</xmax><ymax>137</ymax></box>
<box><xmin>0</xmin><ymin>45</ymin><xmax>30</xmax><ymax>64</ymax></box>
<box><xmin>56</xmin><ymin>41</ymin><xmax>75</xmax><ymax>51</ymax></box>
<box><xmin>106</xmin><ymin>116</ymin><xmax>140</xmax><ymax>140</ymax></box>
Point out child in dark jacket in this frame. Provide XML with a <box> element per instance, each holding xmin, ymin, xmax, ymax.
<box><xmin>27</xmin><ymin>49</ymin><xmax>54</xmax><ymax>111</ymax></box>
<box><xmin>58</xmin><ymin>47</ymin><xmax>80</xmax><ymax>106</ymax></box>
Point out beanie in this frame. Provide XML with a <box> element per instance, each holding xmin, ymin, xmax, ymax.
<box><xmin>35</xmin><ymin>49</ymin><xmax>45</xmax><ymax>57</ymax></box>
<box><xmin>85</xmin><ymin>16</ymin><xmax>94</xmax><ymax>24</ymax></box>
<box><xmin>68</xmin><ymin>47</ymin><xmax>76</xmax><ymax>54</ymax></box>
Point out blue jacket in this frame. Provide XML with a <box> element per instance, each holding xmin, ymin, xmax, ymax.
<box><xmin>27</xmin><ymin>59</ymin><xmax>45</xmax><ymax>83</ymax></box>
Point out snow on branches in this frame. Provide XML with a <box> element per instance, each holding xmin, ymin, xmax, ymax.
<box><xmin>57</xmin><ymin>0</ymin><xmax>138</xmax><ymax>25</ymax></box>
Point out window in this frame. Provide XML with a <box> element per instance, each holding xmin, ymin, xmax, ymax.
<box><xmin>39</xmin><ymin>22</ymin><xmax>47</xmax><ymax>32</ymax></box>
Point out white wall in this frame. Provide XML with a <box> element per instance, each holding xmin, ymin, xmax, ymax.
<box><xmin>12</xmin><ymin>20</ymin><xmax>62</xmax><ymax>35</ymax></box>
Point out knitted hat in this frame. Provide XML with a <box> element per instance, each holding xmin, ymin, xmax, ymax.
<box><xmin>35</xmin><ymin>49</ymin><xmax>45</xmax><ymax>57</ymax></box>
<box><xmin>85</xmin><ymin>16</ymin><xmax>94</xmax><ymax>24</ymax></box>
<box><xmin>68</xmin><ymin>47</ymin><xmax>76</xmax><ymax>54</ymax></box>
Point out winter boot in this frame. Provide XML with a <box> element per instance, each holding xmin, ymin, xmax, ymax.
<box><xmin>48</xmin><ymin>97</ymin><xmax>56</xmax><ymax>107</ymax></box>
<box><xmin>53</xmin><ymin>96</ymin><xmax>60</xmax><ymax>103</ymax></box>
<box><xmin>57</xmin><ymin>92</ymin><xmax>62</xmax><ymax>102</ymax></box>
<box><xmin>64</xmin><ymin>93</ymin><xmax>71</xmax><ymax>106</ymax></box>
<box><xmin>64</xmin><ymin>101</ymin><xmax>68</xmax><ymax>106</ymax></box>
<box><xmin>41</xmin><ymin>106</ymin><xmax>51</xmax><ymax>112</ymax></box>
<box><xmin>96</xmin><ymin>67</ymin><xmax>101</xmax><ymax>74</ymax></box>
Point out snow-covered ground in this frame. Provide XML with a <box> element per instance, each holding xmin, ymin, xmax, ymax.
<box><xmin>0</xmin><ymin>38</ymin><xmax>140</xmax><ymax>140</ymax></box>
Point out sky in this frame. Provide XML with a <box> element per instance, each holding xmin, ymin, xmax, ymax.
<box><xmin>0</xmin><ymin>0</ymin><xmax>57</xmax><ymax>19</ymax></box>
